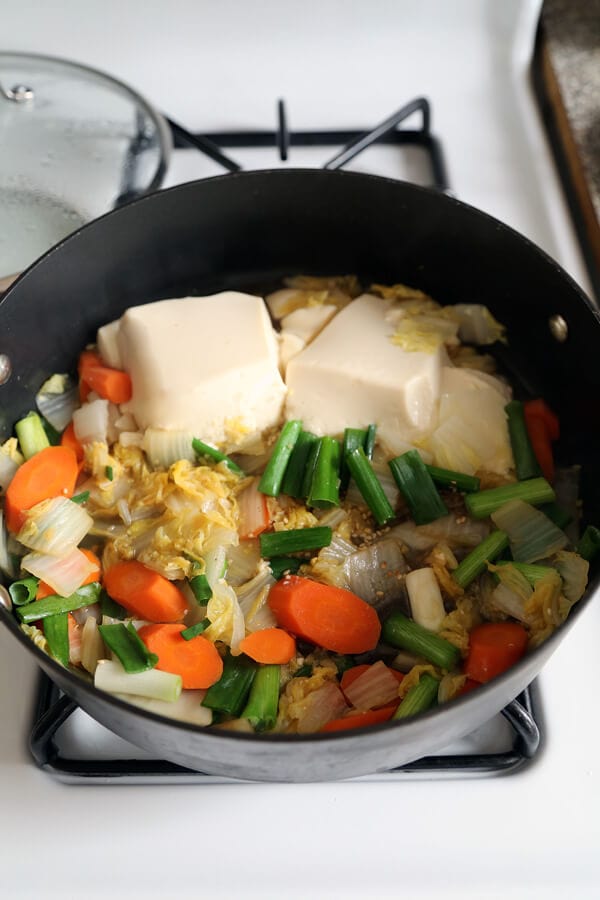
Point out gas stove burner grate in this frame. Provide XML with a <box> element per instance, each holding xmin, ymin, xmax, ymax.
<box><xmin>29</xmin><ymin>673</ymin><xmax>541</xmax><ymax>784</ymax></box>
<box><xmin>166</xmin><ymin>96</ymin><xmax>450</xmax><ymax>192</ymax></box>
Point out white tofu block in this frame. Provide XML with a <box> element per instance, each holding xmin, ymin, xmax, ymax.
<box><xmin>280</xmin><ymin>304</ymin><xmax>338</xmax><ymax>345</ymax></box>
<box><xmin>97</xmin><ymin>318</ymin><xmax>123</xmax><ymax>370</ymax></box>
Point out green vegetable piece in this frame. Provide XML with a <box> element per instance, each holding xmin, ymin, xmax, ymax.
<box><xmin>71</xmin><ymin>491</ymin><xmax>90</xmax><ymax>505</ymax></box>
<box><xmin>382</xmin><ymin>612</ymin><xmax>461</xmax><ymax>670</ymax></box>
<box><xmin>452</xmin><ymin>530</ymin><xmax>509</xmax><ymax>589</ymax></box>
<box><xmin>346</xmin><ymin>446</ymin><xmax>395</xmax><ymax>526</ymax></box>
<box><xmin>8</xmin><ymin>576</ymin><xmax>39</xmax><ymax>606</ymax></box>
<box><xmin>15</xmin><ymin>411</ymin><xmax>50</xmax><ymax>460</ymax></box>
<box><xmin>293</xmin><ymin>663</ymin><xmax>313</xmax><ymax>679</ymax></box>
<box><xmin>189</xmin><ymin>574</ymin><xmax>212</xmax><ymax>604</ymax></box>
<box><xmin>495</xmin><ymin>559</ymin><xmax>554</xmax><ymax>585</ymax></box>
<box><xmin>425</xmin><ymin>465</ymin><xmax>480</xmax><ymax>493</ymax></box>
<box><xmin>44</xmin><ymin>612</ymin><xmax>70</xmax><ymax>668</ymax></box>
<box><xmin>41</xmin><ymin>418</ymin><xmax>62</xmax><ymax>446</ymax></box>
<box><xmin>192</xmin><ymin>438</ymin><xmax>244</xmax><ymax>476</ymax></box>
<box><xmin>393</xmin><ymin>673</ymin><xmax>439</xmax><ymax>720</ymax></box>
<box><xmin>202</xmin><ymin>651</ymin><xmax>258</xmax><ymax>717</ymax></box>
<box><xmin>364</xmin><ymin>424</ymin><xmax>377</xmax><ymax>460</ymax></box>
<box><xmin>100</xmin><ymin>588</ymin><xmax>128</xmax><ymax>620</ymax></box>
<box><xmin>268</xmin><ymin>556</ymin><xmax>303</xmax><ymax>580</ymax></box>
<box><xmin>260</xmin><ymin>526</ymin><xmax>332</xmax><ymax>557</ymax></box>
<box><xmin>505</xmin><ymin>400</ymin><xmax>542</xmax><ymax>481</ymax></box>
<box><xmin>538</xmin><ymin>501</ymin><xmax>573</xmax><ymax>530</ymax></box>
<box><xmin>388</xmin><ymin>450</ymin><xmax>448</xmax><ymax>526</ymax></box>
<box><xmin>16</xmin><ymin>582</ymin><xmax>101</xmax><ymax>623</ymax></box>
<box><xmin>300</xmin><ymin>439</ymin><xmax>322</xmax><ymax>501</ymax></box>
<box><xmin>308</xmin><ymin>436</ymin><xmax>341</xmax><ymax>508</ymax></box>
<box><xmin>281</xmin><ymin>430</ymin><xmax>318</xmax><ymax>499</ymax></box>
<box><xmin>241</xmin><ymin>664</ymin><xmax>280</xmax><ymax>732</ymax></box>
<box><xmin>577</xmin><ymin>525</ymin><xmax>600</xmax><ymax>562</ymax></box>
<box><xmin>181</xmin><ymin>618</ymin><xmax>211</xmax><ymax>641</ymax></box>
<box><xmin>258</xmin><ymin>420</ymin><xmax>303</xmax><ymax>496</ymax></box>
<box><xmin>340</xmin><ymin>428</ymin><xmax>367</xmax><ymax>493</ymax></box>
<box><xmin>333</xmin><ymin>655</ymin><xmax>354</xmax><ymax>676</ymax></box>
<box><xmin>98</xmin><ymin>622</ymin><xmax>158</xmax><ymax>673</ymax></box>
<box><xmin>465</xmin><ymin>477</ymin><xmax>555</xmax><ymax>519</ymax></box>
<box><xmin>105</xmin><ymin>465</ymin><xmax>114</xmax><ymax>481</ymax></box>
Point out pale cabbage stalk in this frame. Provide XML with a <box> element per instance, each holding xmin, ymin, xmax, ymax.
<box><xmin>294</xmin><ymin>682</ymin><xmax>348</xmax><ymax>734</ymax></box>
<box><xmin>343</xmin><ymin>660</ymin><xmax>399</xmax><ymax>711</ymax></box>
<box><xmin>35</xmin><ymin>374</ymin><xmax>78</xmax><ymax>431</ymax></box>
<box><xmin>73</xmin><ymin>398</ymin><xmax>109</xmax><ymax>445</ymax></box>
<box><xmin>22</xmin><ymin>547</ymin><xmax>96</xmax><ymax>597</ymax></box>
<box><xmin>0</xmin><ymin>452</ymin><xmax>19</xmax><ymax>491</ymax></box>
<box><xmin>142</xmin><ymin>428</ymin><xmax>196</xmax><ymax>468</ymax></box>
<box><xmin>452</xmin><ymin>304</ymin><xmax>505</xmax><ymax>345</ymax></box>
<box><xmin>488</xmin><ymin>561</ymin><xmax>533</xmax><ymax>601</ymax></box>
<box><xmin>236</xmin><ymin>562</ymin><xmax>276</xmax><ymax>632</ymax></box>
<box><xmin>553</xmin><ymin>551</ymin><xmax>589</xmax><ymax>603</ymax></box>
<box><xmin>0</xmin><ymin>510</ymin><xmax>17</xmax><ymax>579</ymax></box>
<box><xmin>405</xmin><ymin>567</ymin><xmax>446</xmax><ymax>632</ymax></box>
<box><xmin>95</xmin><ymin>659</ymin><xmax>182</xmax><ymax>702</ymax></box>
<box><xmin>226</xmin><ymin>540</ymin><xmax>261</xmax><ymax>586</ymax></box>
<box><xmin>390</xmin><ymin>515</ymin><xmax>489</xmax><ymax>552</ymax></box>
<box><xmin>116</xmin><ymin>690</ymin><xmax>212</xmax><ymax>726</ymax></box>
<box><xmin>491</xmin><ymin>583</ymin><xmax>529</xmax><ymax>622</ymax></box>
<box><xmin>17</xmin><ymin>496</ymin><xmax>93</xmax><ymax>557</ymax></box>
<box><xmin>491</xmin><ymin>500</ymin><xmax>568</xmax><ymax>564</ymax></box>
<box><xmin>204</xmin><ymin>578</ymin><xmax>246</xmax><ymax>654</ymax></box>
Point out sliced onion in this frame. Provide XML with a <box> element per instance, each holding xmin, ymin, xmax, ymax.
<box><xmin>68</xmin><ymin>617</ymin><xmax>82</xmax><ymax>665</ymax></box>
<box><xmin>71</xmin><ymin>602</ymin><xmax>101</xmax><ymax>626</ymax></box>
<box><xmin>405</xmin><ymin>567</ymin><xmax>446</xmax><ymax>632</ymax></box>
<box><xmin>81</xmin><ymin>616</ymin><xmax>106</xmax><ymax>674</ymax></box>
<box><xmin>0</xmin><ymin>453</ymin><xmax>19</xmax><ymax>491</ymax></box>
<box><xmin>22</xmin><ymin>547</ymin><xmax>97</xmax><ymax>597</ymax></box>
<box><xmin>17</xmin><ymin>497</ymin><xmax>93</xmax><ymax>557</ymax></box>
<box><xmin>295</xmin><ymin>682</ymin><xmax>348</xmax><ymax>734</ymax></box>
<box><xmin>142</xmin><ymin>428</ymin><xmax>196</xmax><ymax>468</ymax></box>
<box><xmin>343</xmin><ymin>661</ymin><xmax>399</xmax><ymax>711</ymax></box>
<box><xmin>35</xmin><ymin>375</ymin><xmax>78</xmax><ymax>431</ymax></box>
<box><xmin>343</xmin><ymin>538</ymin><xmax>407</xmax><ymax>610</ymax></box>
<box><xmin>73</xmin><ymin>398</ymin><xmax>109</xmax><ymax>445</ymax></box>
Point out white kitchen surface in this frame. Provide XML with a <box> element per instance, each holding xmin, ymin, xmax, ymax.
<box><xmin>1</xmin><ymin>2</ymin><xmax>599</xmax><ymax>898</ymax></box>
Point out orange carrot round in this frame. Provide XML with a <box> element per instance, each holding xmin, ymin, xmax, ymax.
<box><xmin>239</xmin><ymin>627</ymin><xmax>296</xmax><ymax>664</ymax></box>
<box><xmin>268</xmin><ymin>575</ymin><xmax>381</xmax><ymax>654</ymax></box>
<box><xmin>320</xmin><ymin>705</ymin><xmax>397</xmax><ymax>732</ymax></box>
<box><xmin>138</xmin><ymin>623</ymin><xmax>223</xmax><ymax>689</ymax></box>
<box><xmin>60</xmin><ymin>421</ymin><xmax>84</xmax><ymax>462</ymax></box>
<box><xmin>103</xmin><ymin>561</ymin><xmax>188</xmax><ymax>623</ymax></box>
<box><xmin>36</xmin><ymin>548</ymin><xmax>101</xmax><ymax>600</ymax></box>
<box><xmin>465</xmin><ymin>622</ymin><xmax>528</xmax><ymax>684</ymax></box>
<box><xmin>4</xmin><ymin>445</ymin><xmax>79</xmax><ymax>533</ymax></box>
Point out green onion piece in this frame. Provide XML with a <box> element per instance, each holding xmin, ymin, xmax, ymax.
<box><xmin>346</xmin><ymin>446</ymin><xmax>395</xmax><ymax>526</ymax></box>
<box><xmin>8</xmin><ymin>576</ymin><xmax>39</xmax><ymax>607</ymax></box>
<box><xmin>364</xmin><ymin>424</ymin><xmax>377</xmax><ymax>460</ymax></box>
<box><xmin>71</xmin><ymin>491</ymin><xmax>90</xmax><ymax>505</ymax></box>
<box><xmin>15</xmin><ymin>411</ymin><xmax>50</xmax><ymax>460</ymax></box>
<box><xmin>181</xmin><ymin>618</ymin><xmax>211</xmax><ymax>641</ymax></box>
<box><xmin>539</xmin><ymin>501</ymin><xmax>573</xmax><ymax>530</ymax></box>
<box><xmin>465</xmin><ymin>477</ymin><xmax>555</xmax><ymax>519</ymax></box>
<box><xmin>307</xmin><ymin>436</ymin><xmax>340</xmax><ymax>508</ymax></box>
<box><xmin>202</xmin><ymin>651</ymin><xmax>258</xmax><ymax>717</ymax></box>
<box><xmin>340</xmin><ymin>428</ymin><xmax>367</xmax><ymax>493</ymax></box>
<box><xmin>100</xmin><ymin>588</ymin><xmax>127</xmax><ymax>620</ymax></box>
<box><xmin>495</xmin><ymin>559</ymin><xmax>554</xmax><ymax>585</ymax></box>
<box><xmin>577</xmin><ymin>525</ymin><xmax>600</xmax><ymax>562</ymax></box>
<box><xmin>260</xmin><ymin>526</ymin><xmax>332</xmax><ymax>558</ymax></box>
<box><xmin>425</xmin><ymin>465</ymin><xmax>480</xmax><ymax>493</ymax></box>
<box><xmin>452</xmin><ymin>530</ymin><xmax>509</xmax><ymax>589</ymax></box>
<box><xmin>192</xmin><ymin>438</ymin><xmax>244</xmax><ymax>476</ymax></box>
<box><xmin>105</xmin><ymin>465</ymin><xmax>114</xmax><ymax>481</ymax></box>
<box><xmin>241</xmin><ymin>664</ymin><xmax>280</xmax><ymax>732</ymax></box>
<box><xmin>333</xmin><ymin>655</ymin><xmax>354</xmax><ymax>676</ymax></box>
<box><xmin>393</xmin><ymin>673</ymin><xmax>439</xmax><ymax>720</ymax></box>
<box><xmin>300</xmin><ymin>439</ymin><xmax>321</xmax><ymax>500</ymax></box>
<box><xmin>189</xmin><ymin>573</ymin><xmax>212</xmax><ymax>604</ymax></box>
<box><xmin>258</xmin><ymin>420</ymin><xmax>303</xmax><ymax>496</ymax></box>
<box><xmin>268</xmin><ymin>556</ymin><xmax>303</xmax><ymax>580</ymax></box>
<box><xmin>281</xmin><ymin>430</ymin><xmax>317</xmax><ymax>499</ymax></box>
<box><xmin>44</xmin><ymin>613</ymin><xmax>70</xmax><ymax>667</ymax></box>
<box><xmin>505</xmin><ymin>400</ymin><xmax>542</xmax><ymax>481</ymax></box>
<box><xmin>294</xmin><ymin>663</ymin><xmax>313</xmax><ymax>678</ymax></box>
<box><xmin>388</xmin><ymin>450</ymin><xmax>448</xmax><ymax>526</ymax></box>
<box><xmin>382</xmin><ymin>612</ymin><xmax>461</xmax><ymax>670</ymax></box>
<box><xmin>17</xmin><ymin>582</ymin><xmax>101</xmax><ymax>623</ymax></box>
<box><xmin>41</xmin><ymin>418</ymin><xmax>62</xmax><ymax>446</ymax></box>
<box><xmin>98</xmin><ymin>622</ymin><xmax>158</xmax><ymax>673</ymax></box>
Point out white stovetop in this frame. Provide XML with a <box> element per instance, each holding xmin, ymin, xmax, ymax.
<box><xmin>2</xmin><ymin>2</ymin><xmax>599</xmax><ymax>898</ymax></box>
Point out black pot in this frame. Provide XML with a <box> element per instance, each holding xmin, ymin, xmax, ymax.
<box><xmin>1</xmin><ymin>170</ymin><xmax>598</xmax><ymax>781</ymax></box>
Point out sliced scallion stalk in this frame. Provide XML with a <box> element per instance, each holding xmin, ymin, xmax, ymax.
<box><xmin>393</xmin><ymin>672</ymin><xmax>439</xmax><ymax>720</ymax></box>
<box><xmin>259</xmin><ymin>526</ymin><xmax>332</xmax><ymax>557</ymax></box>
<box><xmin>389</xmin><ymin>450</ymin><xmax>448</xmax><ymax>525</ymax></box>
<box><xmin>258</xmin><ymin>420</ymin><xmax>303</xmax><ymax>496</ymax></box>
<box><xmin>382</xmin><ymin>612</ymin><xmax>460</xmax><ymax>670</ymax></box>
<box><xmin>301</xmin><ymin>439</ymin><xmax>322</xmax><ymax>501</ymax></box>
<box><xmin>8</xmin><ymin>576</ymin><xmax>39</xmax><ymax>607</ymax></box>
<box><xmin>15</xmin><ymin>411</ymin><xmax>50</xmax><ymax>459</ymax></box>
<box><xmin>268</xmin><ymin>556</ymin><xmax>303</xmax><ymax>580</ymax></box>
<box><xmin>41</xmin><ymin>418</ymin><xmax>61</xmax><ymax>446</ymax></box>
<box><xmin>280</xmin><ymin>430</ymin><xmax>317</xmax><ymax>499</ymax></box>
<box><xmin>16</xmin><ymin>582</ymin><xmax>101</xmax><ymax>623</ymax></box>
<box><xmin>181</xmin><ymin>618</ymin><xmax>211</xmax><ymax>641</ymax></box>
<box><xmin>465</xmin><ymin>477</ymin><xmax>555</xmax><ymax>519</ymax></box>
<box><xmin>577</xmin><ymin>525</ymin><xmax>600</xmax><ymax>562</ymax></box>
<box><xmin>364</xmin><ymin>424</ymin><xmax>377</xmax><ymax>460</ymax></box>
<box><xmin>307</xmin><ymin>436</ymin><xmax>341</xmax><ymax>508</ymax></box>
<box><xmin>189</xmin><ymin>573</ymin><xmax>212</xmax><ymax>603</ymax></box>
<box><xmin>452</xmin><ymin>530</ymin><xmax>509</xmax><ymax>588</ymax></box>
<box><xmin>505</xmin><ymin>400</ymin><xmax>541</xmax><ymax>481</ymax></box>
<box><xmin>294</xmin><ymin>663</ymin><xmax>313</xmax><ymax>678</ymax></box>
<box><xmin>71</xmin><ymin>491</ymin><xmax>90</xmax><ymax>505</ymax></box>
<box><xmin>340</xmin><ymin>428</ymin><xmax>367</xmax><ymax>493</ymax></box>
<box><xmin>192</xmin><ymin>438</ymin><xmax>244</xmax><ymax>476</ymax></box>
<box><xmin>346</xmin><ymin>446</ymin><xmax>394</xmax><ymax>526</ymax></box>
<box><xmin>100</xmin><ymin>588</ymin><xmax>127</xmax><ymax>620</ymax></box>
<box><xmin>202</xmin><ymin>651</ymin><xmax>258</xmax><ymax>717</ymax></box>
<box><xmin>44</xmin><ymin>612</ymin><xmax>70</xmax><ymax>667</ymax></box>
<box><xmin>241</xmin><ymin>664</ymin><xmax>280</xmax><ymax>732</ymax></box>
<box><xmin>425</xmin><ymin>465</ymin><xmax>480</xmax><ymax>493</ymax></box>
<box><xmin>98</xmin><ymin>622</ymin><xmax>158</xmax><ymax>673</ymax></box>
<box><xmin>105</xmin><ymin>465</ymin><xmax>114</xmax><ymax>481</ymax></box>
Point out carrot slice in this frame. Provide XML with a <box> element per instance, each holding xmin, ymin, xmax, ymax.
<box><xmin>138</xmin><ymin>623</ymin><xmax>223</xmax><ymax>689</ymax></box>
<box><xmin>78</xmin><ymin>350</ymin><xmax>103</xmax><ymax>379</ymax></box>
<box><xmin>524</xmin><ymin>415</ymin><xmax>555</xmax><ymax>482</ymax></box>
<box><xmin>4</xmin><ymin>445</ymin><xmax>79</xmax><ymax>533</ymax></box>
<box><xmin>268</xmin><ymin>575</ymin><xmax>381</xmax><ymax>654</ymax></box>
<box><xmin>320</xmin><ymin>705</ymin><xmax>397</xmax><ymax>732</ymax></box>
<box><xmin>60</xmin><ymin>421</ymin><xmax>84</xmax><ymax>462</ymax></box>
<box><xmin>465</xmin><ymin>622</ymin><xmax>528</xmax><ymax>684</ymax></box>
<box><xmin>82</xmin><ymin>365</ymin><xmax>132</xmax><ymax>404</ymax></box>
<box><xmin>36</xmin><ymin>548</ymin><xmax>101</xmax><ymax>600</ymax></box>
<box><xmin>103</xmin><ymin>561</ymin><xmax>188</xmax><ymax>623</ymax></box>
<box><xmin>340</xmin><ymin>664</ymin><xmax>403</xmax><ymax>703</ymax></box>
<box><xmin>524</xmin><ymin>399</ymin><xmax>559</xmax><ymax>441</ymax></box>
<box><xmin>239</xmin><ymin>627</ymin><xmax>296</xmax><ymax>664</ymax></box>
